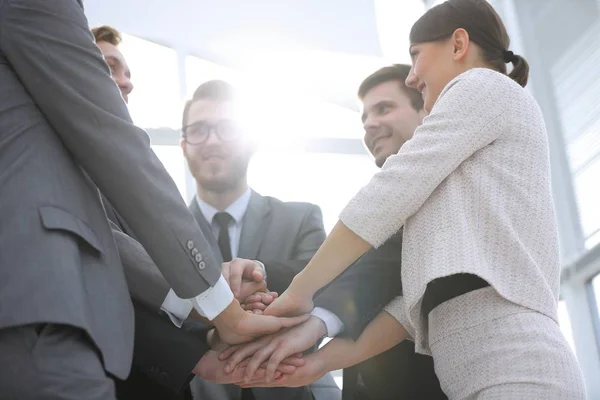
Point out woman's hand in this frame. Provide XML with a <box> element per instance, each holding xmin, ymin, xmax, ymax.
<box><xmin>263</xmin><ymin>277</ymin><xmax>315</xmax><ymax>318</ymax></box>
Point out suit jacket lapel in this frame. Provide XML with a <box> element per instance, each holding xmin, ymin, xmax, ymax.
<box><xmin>238</xmin><ymin>191</ymin><xmax>271</xmax><ymax>260</ymax></box>
<box><xmin>189</xmin><ymin>197</ymin><xmax>224</xmax><ymax>265</ymax></box>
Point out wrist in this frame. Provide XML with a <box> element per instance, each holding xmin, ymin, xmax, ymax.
<box><xmin>212</xmin><ymin>298</ymin><xmax>241</xmax><ymax>329</ymax></box>
<box><xmin>290</xmin><ymin>272</ymin><xmax>317</xmax><ymax>298</ymax></box>
<box><xmin>309</xmin><ymin>315</ymin><xmax>328</xmax><ymax>340</ymax></box>
<box><xmin>323</xmin><ymin>338</ymin><xmax>360</xmax><ymax>371</ymax></box>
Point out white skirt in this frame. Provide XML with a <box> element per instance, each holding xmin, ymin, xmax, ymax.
<box><xmin>428</xmin><ymin>287</ymin><xmax>586</xmax><ymax>399</ymax></box>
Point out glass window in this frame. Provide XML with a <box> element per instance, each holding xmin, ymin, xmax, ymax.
<box><xmin>185</xmin><ymin>56</ymin><xmax>240</xmax><ymax>99</ymax></box>
<box><xmin>573</xmin><ymin>157</ymin><xmax>600</xmax><ymax>248</ymax></box>
<box><xmin>592</xmin><ymin>274</ymin><xmax>600</xmax><ymax>332</ymax></box>
<box><xmin>118</xmin><ymin>34</ymin><xmax>182</xmax><ymax>129</ymax></box>
<box><xmin>248</xmin><ymin>151</ymin><xmax>378</xmax><ymax>232</ymax></box>
<box><xmin>151</xmin><ymin>145</ymin><xmax>187</xmax><ymax>200</ymax></box>
<box><xmin>558</xmin><ymin>300</ymin><xmax>577</xmax><ymax>356</ymax></box>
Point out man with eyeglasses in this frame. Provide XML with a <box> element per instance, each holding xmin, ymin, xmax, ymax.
<box><xmin>176</xmin><ymin>80</ymin><xmax>340</xmax><ymax>400</ymax></box>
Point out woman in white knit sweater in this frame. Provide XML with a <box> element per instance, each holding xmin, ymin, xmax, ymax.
<box><xmin>243</xmin><ymin>0</ymin><xmax>586</xmax><ymax>398</ymax></box>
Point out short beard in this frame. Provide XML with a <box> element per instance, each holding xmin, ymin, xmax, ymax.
<box><xmin>189</xmin><ymin>156</ymin><xmax>250</xmax><ymax>194</ymax></box>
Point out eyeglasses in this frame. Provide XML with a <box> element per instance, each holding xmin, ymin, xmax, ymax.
<box><xmin>182</xmin><ymin>120</ymin><xmax>241</xmax><ymax>145</ymax></box>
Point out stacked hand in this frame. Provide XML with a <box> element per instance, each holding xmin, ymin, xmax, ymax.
<box><xmin>204</xmin><ymin>267</ymin><xmax>324</xmax><ymax>385</ymax></box>
<box><xmin>194</xmin><ymin>329</ymin><xmax>307</xmax><ymax>385</ymax></box>
<box><xmin>212</xmin><ymin>259</ymin><xmax>311</xmax><ymax>345</ymax></box>
<box><xmin>221</xmin><ymin>258</ymin><xmax>277</xmax><ymax>312</ymax></box>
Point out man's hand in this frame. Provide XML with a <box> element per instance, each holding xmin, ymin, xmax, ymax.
<box><xmin>213</xmin><ymin>299</ymin><xmax>310</xmax><ymax>345</ymax></box>
<box><xmin>193</xmin><ymin>349</ymin><xmax>305</xmax><ymax>385</ymax></box>
<box><xmin>220</xmin><ymin>315</ymin><xmax>327</xmax><ymax>382</ymax></box>
<box><xmin>237</xmin><ymin>351</ymin><xmax>328</xmax><ymax>388</ymax></box>
<box><xmin>242</xmin><ymin>291</ymin><xmax>278</xmax><ymax>314</ymax></box>
<box><xmin>222</xmin><ymin>258</ymin><xmax>266</xmax><ymax>298</ymax></box>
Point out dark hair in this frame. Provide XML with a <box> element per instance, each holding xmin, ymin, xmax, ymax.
<box><xmin>182</xmin><ymin>80</ymin><xmax>236</xmax><ymax>127</ymax></box>
<box><xmin>410</xmin><ymin>0</ymin><xmax>528</xmax><ymax>87</ymax></box>
<box><xmin>91</xmin><ymin>25</ymin><xmax>122</xmax><ymax>46</ymax></box>
<box><xmin>358</xmin><ymin>64</ymin><xmax>424</xmax><ymax>111</ymax></box>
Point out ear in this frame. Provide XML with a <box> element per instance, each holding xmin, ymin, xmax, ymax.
<box><xmin>450</xmin><ymin>28</ymin><xmax>470</xmax><ymax>62</ymax></box>
<box><xmin>179</xmin><ymin>137</ymin><xmax>187</xmax><ymax>153</ymax></box>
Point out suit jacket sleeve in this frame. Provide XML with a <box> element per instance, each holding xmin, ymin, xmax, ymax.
<box><xmin>112</xmin><ymin>224</ymin><xmax>171</xmax><ymax>311</ymax></box>
<box><xmin>0</xmin><ymin>0</ymin><xmax>219</xmax><ymax>298</ymax></box>
<box><xmin>131</xmin><ymin>300</ymin><xmax>210</xmax><ymax>393</ymax></box>
<box><xmin>262</xmin><ymin>204</ymin><xmax>326</xmax><ymax>294</ymax></box>
<box><xmin>313</xmin><ymin>231</ymin><xmax>403</xmax><ymax>339</ymax></box>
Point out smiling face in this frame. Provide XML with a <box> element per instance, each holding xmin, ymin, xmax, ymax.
<box><xmin>361</xmin><ymin>80</ymin><xmax>426</xmax><ymax>167</ymax></box>
<box><xmin>181</xmin><ymin>99</ymin><xmax>254</xmax><ymax>192</ymax></box>
<box><xmin>96</xmin><ymin>40</ymin><xmax>133</xmax><ymax>104</ymax></box>
<box><xmin>406</xmin><ymin>28</ymin><xmax>487</xmax><ymax>112</ymax></box>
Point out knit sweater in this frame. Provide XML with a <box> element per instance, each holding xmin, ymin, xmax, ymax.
<box><xmin>339</xmin><ymin>68</ymin><xmax>560</xmax><ymax>355</ymax></box>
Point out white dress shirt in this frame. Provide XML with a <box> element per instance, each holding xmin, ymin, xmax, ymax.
<box><xmin>161</xmin><ymin>188</ymin><xmax>343</xmax><ymax>336</ymax></box>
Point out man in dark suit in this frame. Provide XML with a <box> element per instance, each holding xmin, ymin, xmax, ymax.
<box><xmin>216</xmin><ymin>65</ymin><xmax>447</xmax><ymax>400</ymax></box>
<box><xmin>87</xmin><ymin>24</ymin><xmax>215</xmax><ymax>400</ymax></box>
<box><xmin>0</xmin><ymin>2</ymin><xmax>301</xmax><ymax>399</ymax></box>
<box><xmin>178</xmin><ymin>80</ymin><xmax>340</xmax><ymax>400</ymax></box>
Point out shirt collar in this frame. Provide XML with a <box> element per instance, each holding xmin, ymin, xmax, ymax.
<box><xmin>196</xmin><ymin>187</ymin><xmax>252</xmax><ymax>225</ymax></box>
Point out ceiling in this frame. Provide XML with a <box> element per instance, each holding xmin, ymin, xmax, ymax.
<box><xmin>84</xmin><ymin>0</ymin><xmax>423</xmax><ymax>111</ymax></box>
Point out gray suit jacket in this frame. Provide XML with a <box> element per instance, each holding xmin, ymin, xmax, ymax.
<box><xmin>189</xmin><ymin>191</ymin><xmax>340</xmax><ymax>400</ymax></box>
<box><xmin>0</xmin><ymin>0</ymin><xmax>219</xmax><ymax>380</ymax></box>
<box><xmin>189</xmin><ymin>190</ymin><xmax>325</xmax><ymax>267</ymax></box>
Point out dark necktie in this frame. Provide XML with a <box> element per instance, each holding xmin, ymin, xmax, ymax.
<box><xmin>213</xmin><ymin>212</ymin><xmax>233</xmax><ymax>262</ymax></box>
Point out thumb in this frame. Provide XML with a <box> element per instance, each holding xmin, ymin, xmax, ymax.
<box><xmin>263</xmin><ymin>295</ymin><xmax>295</xmax><ymax>317</ymax></box>
<box><xmin>252</xmin><ymin>268</ymin><xmax>265</xmax><ymax>282</ymax></box>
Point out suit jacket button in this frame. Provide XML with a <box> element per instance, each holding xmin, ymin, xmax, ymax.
<box><xmin>191</xmin><ymin>248</ymin><xmax>199</xmax><ymax>257</ymax></box>
<box><xmin>187</xmin><ymin>240</ymin><xmax>194</xmax><ymax>250</ymax></box>
<box><xmin>198</xmin><ymin>261</ymin><xmax>206</xmax><ymax>270</ymax></box>
<box><xmin>195</xmin><ymin>253</ymin><xmax>203</xmax><ymax>262</ymax></box>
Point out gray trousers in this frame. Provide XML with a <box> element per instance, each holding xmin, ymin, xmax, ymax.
<box><xmin>0</xmin><ymin>324</ymin><xmax>116</xmax><ymax>400</ymax></box>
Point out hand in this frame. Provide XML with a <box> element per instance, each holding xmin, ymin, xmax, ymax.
<box><xmin>193</xmin><ymin>349</ymin><xmax>305</xmax><ymax>385</ymax></box>
<box><xmin>237</xmin><ymin>280</ymin><xmax>269</xmax><ymax>304</ymax></box>
<box><xmin>222</xmin><ymin>258</ymin><xmax>266</xmax><ymax>298</ymax></box>
<box><xmin>263</xmin><ymin>280</ymin><xmax>314</xmax><ymax>318</ymax></box>
<box><xmin>242</xmin><ymin>291</ymin><xmax>278</xmax><ymax>314</ymax></box>
<box><xmin>238</xmin><ymin>351</ymin><xmax>328</xmax><ymax>388</ymax></box>
<box><xmin>213</xmin><ymin>299</ymin><xmax>310</xmax><ymax>345</ymax></box>
<box><xmin>220</xmin><ymin>315</ymin><xmax>327</xmax><ymax>382</ymax></box>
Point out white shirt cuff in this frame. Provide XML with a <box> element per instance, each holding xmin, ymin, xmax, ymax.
<box><xmin>160</xmin><ymin>289</ymin><xmax>194</xmax><ymax>328</ymax></box>
<box><xmin>311</xmin><ymin>307</ymin><xmax>344</xmax><ymax>337</ymax></box>
<box><xmin>189</xmin><ymin>275</ymin><xmax>234</xmax><ymax>321</ymax></box>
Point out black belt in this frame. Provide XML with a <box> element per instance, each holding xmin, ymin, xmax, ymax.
<box><xmin>421</xmin><ymin>273</ymin><xmax>490</xmax><ymax>317</ymax></box>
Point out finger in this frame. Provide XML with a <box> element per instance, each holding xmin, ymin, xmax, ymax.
<box><xmin>253</xmin><ymin>310</ymin><xmax>263</xmax><ymax>314</ymax></box>
<box><xmin>241</xmin><ymin>303</ymin><xmax>246</xmax><ymax>310</ymax></box>
<box><xmin>244</xmin><ymin>302</ymin><xmax>266</xmax><ymax>311</ymax></box>
<box><xmin>239</xmin><ymin>313</ymin><xmax>304</xmax><ymax>337</ymax></box>
<box><xmin>280</xmin><ymin>356</ymin><xmax>305</xmax><ymax>367</ymax></box>
<box><xmin>229</xmin><ymin>261</ymin><xmax>243</xmax><ymax>297</ymax></box>
<box><xmin>268</xmin><ymin>291</ymin><xmax>279</xmax><ymax>299</ymax></box>
<box><xmin>244</xmin><ymin>342</ymin><xmax>278</xmax><ymax>380</ymax></box>
<box><xmin>241</xmin><ymin>372</ymin><xmax>286</xmax><ymax>388</ymax></box>
<box><xmin>224</xmin><ymin>339</ymin><xmax>270</xmax><ymax>373</ymax></box>
<box><xmin>265</xmin><ymin>347</ymin><xmax>290</xmax><ymax>383</ymax></box>
<box><xmin>219</xmin><ymin>344</ymin><xmax>242</xmax><ymax>361</ymax></box>
<box><xmin>260</xmin><ymin>293</ymin><xmax>277</xmax><ymax>305</ymax></box>
<box><xmin>260</xmin><ymin>293</ymin><xmax>274</xmax><ymax>304</ymax></box>
<box><xmin>252</xmin><ymin>267</ymin><xmax>265</xmax><ymax>282</ymax></box>
<box><xmin>244</xmin><ymin>294</ymin><xmax>262</xmax><ymax>304</ymax></box>
<box><xmin>278</xmin><ymin>314</ymin><xmax>310</xmax><ymax>329</ymax></box>
<box><xmin>259</xmin><ymin>361</ymin><xmax>296</xmax><ymax>375</ymax></box>
<box><xmin>239</xmin><ymin>282</ymin><xmax>267</xmax><ymax>301</ymax></box>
